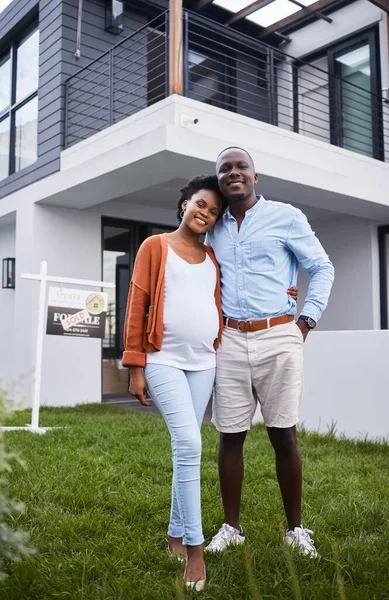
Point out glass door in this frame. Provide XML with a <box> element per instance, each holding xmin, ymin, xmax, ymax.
<box><xmin>102</xmin><ymin>223</ymin><xmax>132</xmax><ymax>396</ymax></box>
<box><xmin>329</xmin><ymin>30</ymin><xmax>382</xmax><ymax>159</ymax></box>
<box><xmin>102</xmin><ymin>219</ymin><xmax>175</xmax><ymax>397</ymax></box>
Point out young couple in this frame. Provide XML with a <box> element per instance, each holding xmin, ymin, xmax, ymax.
<box><xmin>122</xmin><ymin>147</ymin><xmax>334</xmax><ymax>591</ymax></box>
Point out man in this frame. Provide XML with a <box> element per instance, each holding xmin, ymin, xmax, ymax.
<box><xmin>205</xmin><ymin>147</ymin><xmax>334</xmax><ymax>557</ymax></box>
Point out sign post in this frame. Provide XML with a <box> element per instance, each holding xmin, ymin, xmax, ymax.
<box><xmin>1</xmin><ymin>261</ymin><xmax>115</xmax><ymax>434</ymax></box>
<box><xmin>31</xmin><ymin>260</ymin><xmax>48</xmax><ymax>430</ymax></box>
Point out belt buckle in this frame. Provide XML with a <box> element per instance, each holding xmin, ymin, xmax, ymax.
<box><xmin>237</xmin><ymin>319</ymin><xmax>249</xmax><ymax>332</ymax></box>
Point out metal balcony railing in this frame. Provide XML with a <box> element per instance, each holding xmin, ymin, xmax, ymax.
<box><xmin>65</xmin><ymin>12</ymin><xmax>168</xmax><ymax>148</ymax></box>
<box><xmin>65</xmin><ymin>9</ymin><xmax>389</xmax><ymax>163</ymax></box>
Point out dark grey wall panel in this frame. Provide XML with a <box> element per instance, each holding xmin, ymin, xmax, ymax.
<box><xmin>0</xmin><ymin>0</ymin><xmax>148</xmax><ymax>199</ymax></box>
<box><xmin>40</xmin><ymin>55</ymin><xmax>62</xmax><ymax>78</ymax></box>
<box><xmin>0</xmin><ymin>158</ymin><xmax>60</xmax><ymax>198</ymax></box>
<box><xmin>38</xmin><ymin>3</ymin><xmax>62</xmax><ymax>29</ymax></box>
<box><xmin>39</xmin><ymin>69</ymin><xmax>63</xmax><ymax>92</ymax></box>
<box><xmin>0</xmin><ymin>0</ymin><xmax>38</xmax><ymax>42</ymax></box>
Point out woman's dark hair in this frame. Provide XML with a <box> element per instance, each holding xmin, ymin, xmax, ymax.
<box><xmin>177</xmin><ymin>174</ymin><xmax>228</xmax><ymax>223</ymax></box>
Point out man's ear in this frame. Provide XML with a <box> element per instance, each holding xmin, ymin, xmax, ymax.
<box><xmin>254</xmin><ymin>172</ymin><xmax>259</xmax><ymax>185</ymax></box>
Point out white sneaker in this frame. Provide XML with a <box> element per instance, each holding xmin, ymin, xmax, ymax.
<box><xmin>205</xmin><ymin>523</ymin><xmax>245</xmax><ymax>552</ymax></box>
<box><xmin>284</xmin><ymin>526</ymin><xmax>318</xmax><ymax>558</ymax></box>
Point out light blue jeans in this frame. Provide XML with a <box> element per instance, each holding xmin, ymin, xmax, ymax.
<box><xmin>144</xmin><ymin>364</ymin><xmax>216</xmax><ymax>546</ymax></box>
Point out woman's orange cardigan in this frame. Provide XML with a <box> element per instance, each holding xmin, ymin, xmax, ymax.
<box><xmin>122</xmin><ymin>233</ymin><xmax>224</xmax><ymax>368</ymax></box>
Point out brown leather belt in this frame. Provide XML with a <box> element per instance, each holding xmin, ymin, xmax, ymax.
<box><xmin>223</xmin><ymin>314</ymin><xmax>293</xmax><ymax>332</ymax></box>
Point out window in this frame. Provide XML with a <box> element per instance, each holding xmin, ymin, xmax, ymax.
<box><xmin>0</xmin><ymin>25</ymin><xmax>39</xmax><ymax>182</ymax></box>
<box><xmin>328</xmin><ymin>29</ymin><xmax>382</xmax><ymax>160</ymax></box>
<box><xmin>294</xmin><ymin>29</ymin><xmax>383</xmax><ymax>160</ymax></box>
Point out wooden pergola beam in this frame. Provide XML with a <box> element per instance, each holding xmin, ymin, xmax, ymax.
<box><xmin>225</xmin><ymin>0</ymin><xmax>274</xmax><ymax>25</ymax></box>
<box><xmin>258</xmin><ymin>0</ymin><xmax>338</xmax><ymax>39</ymax></box>
<box><xmin>169</xmin><ymin>0</ymin><xmax>183</xmax><ymax>95</ymax></box>
<box><xmin>192</xmin><ymin>0</ymin><xmax>214</xmax><ymax>10</ymax></box>
<box><xmin>289</xmin><ymin>0</ymin><xmax>332</xmax><ymax>23</ymax></box>
<box><xmin>367</xmin><ymin>0</ymin><xmax>389</xmax><ymax>12</ymax></box>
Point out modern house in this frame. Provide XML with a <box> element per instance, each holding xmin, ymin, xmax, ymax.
<box><xmin>1</xmin><ymin>0</ymin><xmax>389</xmax><ymax>438</ymax></box>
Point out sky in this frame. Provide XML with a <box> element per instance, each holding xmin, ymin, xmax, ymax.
<box><xmin>213</xmin><ymin>0</ymin><xmax>316</xmax><ymax>27</ymax></box>
<box><xmin>0</xmin><ymin>0</ymin><xmax>13</xmax><ymax>13</ymax></box>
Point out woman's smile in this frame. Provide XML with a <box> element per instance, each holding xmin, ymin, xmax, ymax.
<box><xmin>194</xmin><ymin>215</ymin><xmax>207</xmax><ymax>226</ymax></box>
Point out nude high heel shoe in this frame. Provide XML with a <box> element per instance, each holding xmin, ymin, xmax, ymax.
<box><xmin>184</xmin><ymin>565</ymin><xmax>206</xmax><ymax>592</ymax></box>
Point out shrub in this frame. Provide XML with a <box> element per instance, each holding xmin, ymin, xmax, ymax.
<box><xmin>0</xmin><ymin>386</ymin><xmax>34</xmax><ymax>581</ymax></box>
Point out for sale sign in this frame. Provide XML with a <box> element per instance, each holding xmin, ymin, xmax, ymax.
<box><xmin>46</xmin><ymin>287</ymin><xmax>108</xmax><ymax>338</ymax></box>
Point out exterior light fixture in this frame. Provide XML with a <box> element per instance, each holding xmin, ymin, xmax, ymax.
<box><xmin>106</xmin><ymin>0</ymin><xmax>124</xmax><ymax>34</ymax></box>
<box><xmin>2</xmin><ymin>257</ymin><xmax>15</xmax><ymax>289</ymax></box>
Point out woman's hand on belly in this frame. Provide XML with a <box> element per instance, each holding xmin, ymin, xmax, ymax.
<box><xmin>129</xmin><ymin>367</ymin><xmax>151</xmax><ymax>406</ymax></box>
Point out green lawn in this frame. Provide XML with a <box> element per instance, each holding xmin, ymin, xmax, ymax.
<box><xmin>1</xmin><ymin>404</ymin><xmax>389</xmax><ymax>600</ymax></box>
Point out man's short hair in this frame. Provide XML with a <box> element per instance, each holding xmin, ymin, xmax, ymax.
<box><xmin>216</xmin><ymin>146</ymin><xmax>255</xmax><ymax>169</ymax></box>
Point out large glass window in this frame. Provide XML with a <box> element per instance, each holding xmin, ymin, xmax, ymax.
<box><xmin>0</xmin><ymin>54</ymin><xmax>11</xmax><ymax>113</ymax></box>
<box><xmin>0</xmin><ymin>117</ymin><xmax>10</xmax><ymax>180</ymax></box>
<box><xmin>16</xmin><ymin>29</ymin><xmax>39</xmax><ymax>103</ymax></box>
<box><xmin>328</xmin><ymin>30</ymin><xmax>382</xmax><ymax>160</ymax></box>
<box><xmin>0</xmin><ymin>24</ymin><xmax>39</xmax><ymax>182</ymax></box>
<box><xmin>335</xmin><ymin>44</ymin><xmax>372</xmax><ymax>157</ymax></box>
<box><xmin>15</xmin><ymin>97</ymin><xmax>38</xmax><ymax>172</ymax></box>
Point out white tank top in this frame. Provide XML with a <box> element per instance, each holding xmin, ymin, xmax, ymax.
<box><xmin>147</xmin><ymin>245</ymin><xmax>219</xmax><ymax>370</ymax></box>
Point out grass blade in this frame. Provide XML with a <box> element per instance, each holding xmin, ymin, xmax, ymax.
<box><xmin>243</xmin><ymin>547</ymin><xmax>261</xmax><ymax>600</ymax></box>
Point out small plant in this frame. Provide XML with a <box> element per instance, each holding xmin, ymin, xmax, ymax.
<box><xmin>0</xmin><ymin>385</ymin><xmax>34</xmax><ymax>581</ymax></box>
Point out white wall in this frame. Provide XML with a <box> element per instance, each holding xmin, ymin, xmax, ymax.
<box><xmin>252</xmin><ymin>329</ymin><xmax>389</xmax><ymax>440</ymax></box>
<box><xmin>296</xmin><ymin>216</ymin><xmax>380</xmax><ymax>331</ymax></box>
<box><xmin>37</xmin><ymin>206</ymin><xmax>102</xmax><ymax>407</ymax></box>
<box><xmin>0</xmin><ymin>212</ymin><xmax>16</xmax><ymax>386</ymax></box>
<box><xmin>10</xmin><ymin>204</ymin><xmax>102</xmax><ymax>408</ymax></box>
<box><xmin>300</xmin><ymin>329</ymin><xmax>389</xmax><ymax>440</ymax></box>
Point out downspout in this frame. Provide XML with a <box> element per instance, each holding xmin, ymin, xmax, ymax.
<box><xmin>74</xmin><ymin>0</ymin><xmax>83</xmax><ymax>58</ymax></box>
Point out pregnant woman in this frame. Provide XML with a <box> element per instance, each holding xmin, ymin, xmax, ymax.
<box><xmin>122</xmin><ymin>175</ymin><xmax>298</xmax><ymax>590</ymax></box>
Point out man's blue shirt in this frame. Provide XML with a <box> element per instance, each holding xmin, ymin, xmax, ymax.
<box><xmin>206</xmin><ymin>196</ymin><xmax>334</xmax><ymax>323</ymax></box>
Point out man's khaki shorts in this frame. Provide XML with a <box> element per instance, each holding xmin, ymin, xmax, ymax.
<box><xmin>212</xmin><ymin>321</ymin><xmax>304</xmax><ymax>432</ymax></box>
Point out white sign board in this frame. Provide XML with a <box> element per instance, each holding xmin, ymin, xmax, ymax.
<box><xmin>46</xmin><ymin>287</ymin><xmax>108</xmax><ymax>339</ymax></box>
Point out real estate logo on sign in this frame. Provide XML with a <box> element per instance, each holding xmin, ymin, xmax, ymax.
<box><xmin>46</xmin><ymin>287</ymin><xmax>108</xmax><ymax>338</ymax></box>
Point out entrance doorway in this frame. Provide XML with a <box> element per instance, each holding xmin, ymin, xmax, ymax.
<box><xmin>102</xmin><ymin>218</ymin><xmax>174</xmax><ymax>396</ymax></box>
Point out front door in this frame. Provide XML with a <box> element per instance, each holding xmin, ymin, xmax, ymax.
<box><xmin>102</xmin><ymin>219</ymin><xmax>174</xmax><ymax>397</ymax></box>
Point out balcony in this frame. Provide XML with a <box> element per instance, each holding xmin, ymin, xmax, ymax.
<box><xmin>64</xmin><ymin>8</ymin><xmax>389</xmax><ymax>163</ymax></box>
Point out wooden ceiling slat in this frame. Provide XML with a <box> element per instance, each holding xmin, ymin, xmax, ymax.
<box><xmin>288</xmin><ymin>0</ymin><xmax>332</xmax><ymax>23</ymax></box>
<box><xmin>367</xmin><ymin>0</ymin><xmax>389</xmax><ymax>12</ymax></box>
<box><xmin>192</xmin><ymin>0</ymin><xmax>214</xmax><ymax>10</ymax></box>
<box><xmin>257</xmin><ymin>0</ymin><xmax>339</xmax><ymax>39</ymax></box>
